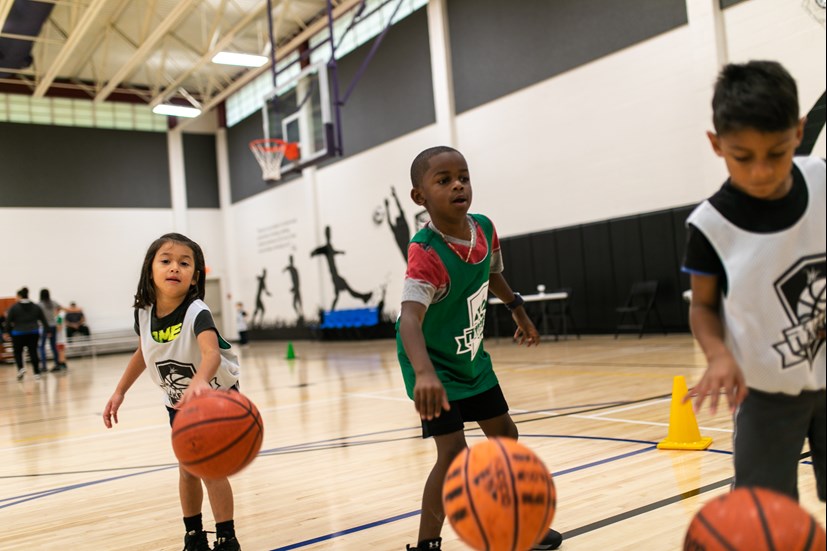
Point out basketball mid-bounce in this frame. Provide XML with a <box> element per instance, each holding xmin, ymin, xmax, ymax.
<box><xmin>171</xmin><ymin>389</ymin><xmax>264</xmax><ymax>479</ymax></box>
<box><xmin>684</xmin><ymin>486</ymin><xmax>826</xmax><ymax>551</ymax></box>
<box><xmin>442</xmin><ymin>438</ymin><xmax>556</xmax><ymax>551</ymax></box>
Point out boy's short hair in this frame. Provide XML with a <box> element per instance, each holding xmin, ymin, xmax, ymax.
<box><xmin>410</xmin><ymin>146</ymin><xmax>462</xmax><ymax>187</ymax></box>
<box><xmin>712</xmin><ymin>60</ymin><xmax>799</xmax><ymax>135</ymax></box>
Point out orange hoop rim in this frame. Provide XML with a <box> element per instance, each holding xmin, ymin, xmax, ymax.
<box><xmin>249</xmin><ymin>138</ymin><xmax>288</xmax><ymax>153</ymax></box>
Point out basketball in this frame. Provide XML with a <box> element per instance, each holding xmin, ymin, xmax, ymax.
<box><xmin>442</xmin><ymin>437</ymin><xmax>556</xmax><ymax>551</ymax></box>
<box><xmin>684</xmin><ymin>487</ymin><xmax>827</xmax><ymax>551</ymax></box>
<box><xmin>171</xmin><ymin>389</ymin><xmax>264</xmax><ymax>479</ymax></box>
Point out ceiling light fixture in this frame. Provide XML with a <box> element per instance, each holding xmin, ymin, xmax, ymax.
<box><xmin>152</xmin><ymin>104</ymin><xmax>202</xmax><ymax>118</ymax></box>
<box><xmin>211</xmin><ymin>51</ymin><xmax>268</xmax><ymax>67</ymax></box>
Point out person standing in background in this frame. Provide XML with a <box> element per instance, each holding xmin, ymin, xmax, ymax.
<box><xmin>38</xmin><ymin>288</ymin><xmax>62</xmax><ymax>373</ymax></box>
<box><xmin>236</xmin><ymin>302</ymin><xmax>249</xmax><ymax>346</ymax></box>
<box><xmin>3</xmin><ymin>287</ymin><xmax>51</xmax><ymax>381</ymax></box>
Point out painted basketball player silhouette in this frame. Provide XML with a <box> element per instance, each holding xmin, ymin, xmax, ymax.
<box><xmin>385</xmin><ymin>186</ymin><xmax>410</xmax><ymax>261</ymax></box>
<box><xmin>252</xmin><ymin>268</ymin><xmax>271</xmax><ymax>327</ymax></box>
<box><xmin>310</xmin><ymin>226</ymin><xmax>372</xmax><ymax>310</ymax></box>
<box><xmin>283</xmin><ymin>255</ymin><xmax>304</xmax><ymax>322</ymax></box>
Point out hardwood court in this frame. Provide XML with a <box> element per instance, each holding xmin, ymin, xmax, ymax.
<box><xmin>2</xmin><ymin>335</ymin><xmax>824</xmax><ymax>550</ymax></box>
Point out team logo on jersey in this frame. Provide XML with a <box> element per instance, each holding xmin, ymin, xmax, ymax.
<box><xmin>456</xmin><ymin>282</ymin><xmax>489</xmax><ymax>359</ymax></box>
<box><xmin>156</xmin><ymin>359</ymin><xmax>219</xmax><ymax>404</ymax></box>
<box><xmin>772</xmin><ymin>254</ymin><xmax>826</xmax><ymax>369</ymax></box>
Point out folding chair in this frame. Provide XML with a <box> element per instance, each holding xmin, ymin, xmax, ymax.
<box><xmin>614</xmin><ymin>280</ymin><xmax>666</xmax><ymax>338</ymax></box>
<box><xmin>546</xmin><ymin>288</ymin><xmax>580</xmax><ymax>340</ymax></box>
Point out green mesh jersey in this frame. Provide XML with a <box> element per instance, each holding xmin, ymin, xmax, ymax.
<box><xmin>396</xmin><ymin>213</ymin><xmax>498</xmax><ymax>401</ymax></box>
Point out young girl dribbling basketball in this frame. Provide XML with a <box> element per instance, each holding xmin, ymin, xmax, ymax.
<box><xmin>103</xmin><ymin>233</ymin><xmax>242</xmax><ymax>551</ymax></box>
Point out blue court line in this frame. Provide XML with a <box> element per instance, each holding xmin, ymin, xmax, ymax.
<box><xmin>0</xmin><ymin>465</ymin><xmax>173</xmax><ymax>509</ymax></box>
<box><xmin>271</xmin><ymin>511</ymin><xmax>421</xmax><ymax>550</ymax></box>
<box><xmin>266</xmin><ymin>436</ymin><xmax>701</xmax><ymax>551</ymax></box>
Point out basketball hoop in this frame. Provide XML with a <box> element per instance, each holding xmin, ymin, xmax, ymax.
<box><xmin>249</xmin><ymin>138</ymin><xmax>300</xmax><ymax>182</ymax></box>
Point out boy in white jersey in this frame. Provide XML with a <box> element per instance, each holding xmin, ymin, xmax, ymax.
<box><xmin>683</xmin><ymin>61</ymin><xmax>825</xmax><ymax>502</ymax></box>
<box><xmin>397</xmin><ymin>146</ymin><xmax>561</xmax><ymax>550</ymax></box>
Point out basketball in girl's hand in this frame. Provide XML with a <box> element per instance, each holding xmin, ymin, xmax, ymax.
<box><xmin>684</xmin><ymin>486</ymin><xmax>826</xmax><ymax>551</ymax></box>
<box><xmin>171</xmin><ymin>389</ymin><xmax>264</xmax><ymax>479</ymax></box>
<box><xmin>442</xmin><ymin>437</ymin><xmax>556</xmax><ymax>551</ymax></box>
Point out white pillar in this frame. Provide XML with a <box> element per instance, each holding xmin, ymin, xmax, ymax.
<box><xmin>166</xmin><ymin>127</ymin><xmax>188</xmax><ymax>234</ymax></box>
<box><xmin>427</xmin><ymin>0</ymin><xmax>457</xmax><ymax>147</ymax></box>
<box><xmin>216</xmin><ymin>128</ymin><xmax>238</xmax><ymax>339</ymax></box>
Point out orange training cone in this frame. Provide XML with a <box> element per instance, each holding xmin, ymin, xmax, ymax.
<box><xmin>657</xmin><ymin>375</ymin><xmax>713</xmax><ymax>450</ymax></box>
<box><xmin>285</xmin><ymin>341</ymin><xmax>296</xmax><ymax>360</ymax></box>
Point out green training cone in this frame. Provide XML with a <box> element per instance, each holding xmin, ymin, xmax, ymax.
<box><xmin>286</xmin><ymin>341</ymin><xmax>296</xmax><ymax>360</ymax></box>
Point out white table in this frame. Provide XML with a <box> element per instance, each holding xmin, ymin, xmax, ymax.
<box><xmin>489</xmin><ymin>291</ymin><xmax>570</xmax><ymax>340</ymax></box>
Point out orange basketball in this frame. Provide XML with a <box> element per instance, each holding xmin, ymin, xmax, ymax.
<box><xmin>442</xmin><ymin>438</ymin><xmax>556</xmax><ymax>551</ymax></box>
<box><xmin>684</xmin><ymin>487</ymin><xmax>826</xmax><ymax>551</ymax></box>
<box><xmin>171</xmin><ymin>389</ymin><xmax>264</xmax><ymax>479</ymax></box>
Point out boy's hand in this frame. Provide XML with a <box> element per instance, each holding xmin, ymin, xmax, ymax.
<box><xmin>103</xmin><ymin>393</ymin><xmax>124</xmax><ymax>428</ymax></box>
<box><xmin>413</xmin><ymin>372</ymin><xmax>450</xmax><ymax>420</ymax></box>
<box><xmin>512</xmin><ymin>309</ymin><xmax>540</xmax><ymax>346</ymax></box>
<box><xmin>684</xmin><ymin>351</ymin><xmax>747</xmax><ymax>414</ymax></box>
<box><xmin>176</xmin><ymin>379</ymin><xmax>212</xmax><ymax>408</ymax></box>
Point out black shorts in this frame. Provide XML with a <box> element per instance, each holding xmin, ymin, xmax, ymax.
<box><xmin>421</xmin><ymin>384</ymin><xmax>509</xmax><ymax>438</ymax></box>
<box><xmin>166</xmin><ymin>384</ymin><xmax>239</xmax><ymax>427</ymax></box>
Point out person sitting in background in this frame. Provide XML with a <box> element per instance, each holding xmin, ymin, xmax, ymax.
<box><xmin>65</xmin><ymin>301</ymin><xmax>90</xmax><ymax>339</ymax></box>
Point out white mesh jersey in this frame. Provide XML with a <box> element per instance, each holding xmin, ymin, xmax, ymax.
<box><xmin>138</xmin><ymin>299</ymin><xmax>240</xmax><ymax>407</ymax></box>
<box><xmin>687</xmin><ymin>157</ymin><xmax>826</xmax><ymax>395</ymax></box>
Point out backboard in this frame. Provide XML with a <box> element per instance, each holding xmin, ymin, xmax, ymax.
<box><xmin>262</xmin><ymin>62</ymin><xmax>337</xmax><ymax>178</ymax></box>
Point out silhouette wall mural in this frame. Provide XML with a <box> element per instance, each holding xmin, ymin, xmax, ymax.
<box><xmin>311</xmin><ymin>225</ymin><xmax>373</xmax><ymax>311</ymax></box>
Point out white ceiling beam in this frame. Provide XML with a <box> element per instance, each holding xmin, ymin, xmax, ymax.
<box><xmin>95</xmin><ymin>0</ymin><xmax>198</xmax><ymax>102</ymax></box>
<box><xmin>0</xmin><ymin>0</ymin><xmax>13</xmax><ymax>36</ymax></box>
<box><xmin>34</xmin><ymin>0</ymin><xmax>109</xmax><ymax>97</ymax></box>
<box><xmin>178</xmin><ymin>0</ymin><xmax>364</xmax><ymax>129</ymax></box>
<box><xmin>149</xmin><ymin>0</ymin><xmax>270</xmax><ymax>108</ymax></box>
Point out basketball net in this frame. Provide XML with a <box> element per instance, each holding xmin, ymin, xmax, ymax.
<box><xmin>249</xmin><ymin>138</ymin><xmax>293</xmax><ymax>181</ymax></box>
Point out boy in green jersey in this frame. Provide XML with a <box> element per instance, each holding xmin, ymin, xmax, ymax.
<box><xmin>397</xmin><ymin>146</ymin><xmax>562</xmax><ymax>550</ymax></box>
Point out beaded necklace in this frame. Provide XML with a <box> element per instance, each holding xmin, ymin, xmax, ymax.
<box><xmin>431</xmin><ymin>216</ymin><xmax>476</xmax><ymax>263</ymax></box>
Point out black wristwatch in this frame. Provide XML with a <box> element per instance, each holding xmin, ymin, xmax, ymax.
<box><xmin>505</xmin><ymin>293</ymin><xmax>524</xmax><ymax>311</ymax></box>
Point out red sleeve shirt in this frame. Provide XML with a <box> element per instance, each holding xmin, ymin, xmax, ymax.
<box><xmin>402</xmin><ymin>216</ymin><xmax>502</xmax><ymax>306</ymax></box>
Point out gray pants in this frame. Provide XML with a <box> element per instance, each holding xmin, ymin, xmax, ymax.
<box><xmin>733</xmin><ymin>388</ymin><xmax>826</xmax><ymax>502</ymax></box>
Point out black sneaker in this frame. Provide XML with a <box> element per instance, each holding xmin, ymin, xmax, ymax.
<box><xmin>213</xmin><ymin>536</ymin><xmax>241</xmax><ymax>550</ymax></box>
<box><xmin>532</xmin><ymin>529</ymin><xmax>562</xmax><ymax>550</ymax></box>
<box><xmin>406</xmin><ymin>538</ymin><xmax>441</xmax><ymax>550</ymax></box>
<box><xmin>183</xmin><ymin>530</ymin><xmax>210</xmax><ymax>551</ymax></box>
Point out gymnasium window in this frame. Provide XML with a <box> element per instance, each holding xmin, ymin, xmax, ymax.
<box><xmin>0</xmin><ymin>93</ymin><xmax>168</xmax><ymax>132</ymax></box>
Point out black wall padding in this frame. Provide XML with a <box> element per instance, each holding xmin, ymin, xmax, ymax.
<box><xmin>0</xmin><ymin>122</ymin><xmax>169</xmax><ymax>208</ymax></box>
<box><xmin>639</xmin><ymin>211</ymin><xmax>683</xmax><ymax>328</ymax></box>
<box><xmin>448</xmin><ymin>0</ymin><xmax>687</xmax><ymax>114</ymax></box>
<box><xmin>581</xmin><ymin>222</ymin><xmax>616</xmax><ymax>333</ymax></box>
<box><xmin>183</xmin><ymin>133</ymin><xmax>220</xmax><ymax>209</ymax></box>
<box><xmin>553</xmin><ymin>227</ymin><xmax>588</xmax><ymax>332</ymax></box>
<box><xmin>334</xmin><ymin>6</ymin><xmax>435</xmax><ymax>159</ymax></box>
<box><xmin>497</xmin><ymin>203</ymin><xmax>699</xmax><ymax>336</ymax></box>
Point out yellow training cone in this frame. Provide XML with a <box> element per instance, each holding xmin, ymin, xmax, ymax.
<box><xmin>657</xmin><ymin>375</ymin><xmax>713</xmax><ymax>450</ymax></box>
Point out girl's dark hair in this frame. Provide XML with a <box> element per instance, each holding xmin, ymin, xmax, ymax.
<box><xmin>40</xmin><ymin>288</ymin><xmax>51</xmax><ymax>302</ymax></box>
<box><xmin>133</xmin><ymin>233</ymin><xmax>206</xmax><ymax>309</ymax></box>
<box><xmin>410</xmin><ymin>145</ymin><xmax>463</xmax><ymax>188</ymax></box>
<box><xmin>17</xmin><ymin>287</ymin><xmax>29</xmax><ymax>299</ymax></box>
<box><xmin>712</xmin><ymin>60</ymin><xmax>799</xmax><ymax>135</ymax></box>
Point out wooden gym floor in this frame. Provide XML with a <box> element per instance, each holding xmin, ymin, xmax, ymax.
<box><xmin>2</xmin><ymin>335</ymin><xmax>824</xmax><ymax>550</ymax></box>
